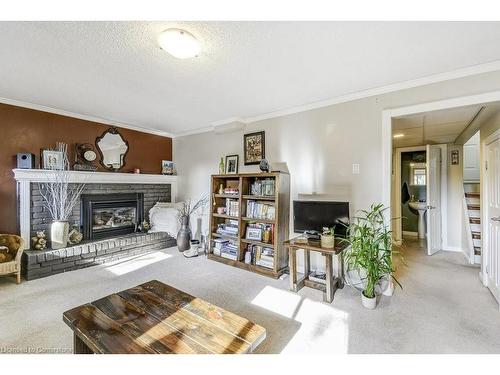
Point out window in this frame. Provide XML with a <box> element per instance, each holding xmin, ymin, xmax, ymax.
<box><xmin>410</xmin><ymin>163</ymin><xmax>426</xmax><ymax>186</ymax></box>
<box><xmin>412</xmin><ymin>168</ymin><xmax>426</xmax><ymax>185</ymax></box>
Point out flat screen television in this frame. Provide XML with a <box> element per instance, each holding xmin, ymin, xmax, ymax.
<box><xmin>293</xmin><ymin>201</ymin><xmax>349</xmax><ymax>238</ymax></box>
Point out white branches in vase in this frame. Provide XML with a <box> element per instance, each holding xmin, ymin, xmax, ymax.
<box><xmin>38</xmin><ymin>142</ymin><xmax>86</xmax><ymax>249</ymax></box>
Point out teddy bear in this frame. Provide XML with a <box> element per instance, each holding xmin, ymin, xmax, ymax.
<box><xmin>0</xmin><ymin>246</ymin><xmax>13</xmax><ymax>263</ymax></box>
<box><xmin>31</xmin><ymin>230</ymin><xmax>47</xmax><ymax>250</ymax></box>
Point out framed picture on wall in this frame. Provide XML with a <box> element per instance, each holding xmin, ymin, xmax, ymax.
<box><xmin>243</xmin><ymin>131</ymin><xmax>265</xmax><ymax>165</ymax></box>
<box><xmin>225</xmin><ymin>155</ymin><xmax>239</xmax><ymax>174</ymax></box>
<box><xmin>161</xmin><ymin>160</ymin><xmax>175</xmax><ymax>175</ymax></box>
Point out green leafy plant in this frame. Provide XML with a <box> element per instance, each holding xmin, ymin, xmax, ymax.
<box><xmin>322</xmin><ymin>226</ymin><xmax>335</xmax><ymax>236</ymax></box>
<box><xmin>343</xmin><ymin>203</ymin><xmax>402</xmax><ymax>299</ymax></box>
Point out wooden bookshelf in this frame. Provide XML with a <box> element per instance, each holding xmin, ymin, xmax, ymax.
<box><xmin>208</xmin><ymin>172</ymin><xmax>290</xmax><ymax>278</ymax></box>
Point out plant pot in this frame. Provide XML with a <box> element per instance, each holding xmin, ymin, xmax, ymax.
<box><xmin>361</xmin><ymin>291</ymin><xmax>377</xmax><ymax>309</ymax></box>
<box><xmin>51</xmin><ymin>220</ymin><xmax>69</xmax><ymax>249</ymax></box>
<box><xmin>320</xmin><ymin>234</ymin><xmax>334</xmax><ymax>248</ymax></box>
<box><xmin>177</xmin><ymin>216</ymin><xmax>192</xmax><ymax>252</ymax></box>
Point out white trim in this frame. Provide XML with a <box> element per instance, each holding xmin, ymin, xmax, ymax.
<box><xmin>393</xmin><ymin>145</ymin><xmax>426</xmax><ymax>243</ymax></box>
<box><xmin>5</xmin><ymin>61</ymin><xmax>500</xmax><ymax>139</ymax></box>
<box><xmin>482</xmin><ymin>127</ymin><xmax>500</xmax><ymax>287</ymax></box>
<box><xmin>0</xmin><ymin>96</ymin><xmax>174</xmax><ymax>138</ymax></box>
<box><xmin>382</xmin><ymin>89</ymin><xmax>500</xmax><ymax>211</ymax></box>
<box><xmin>178</xmin><ymin>61</ymin><xmax>500</xmax><ymax>138</ymax></box>
<box><xmin>13</xmin><ymin>168</ymin><xmax>178</xmax><ymax>186</ymax></box>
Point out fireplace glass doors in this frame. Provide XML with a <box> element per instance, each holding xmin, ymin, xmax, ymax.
<box><xmin>81</xmin><ymin>193</ymin><xmax>144</xmax><ymax>240</ymax></box>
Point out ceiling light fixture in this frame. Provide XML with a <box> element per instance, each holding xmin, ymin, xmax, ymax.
<box><xmin>393</xmin><ymin>133</ymin><xmax>405</xmax><ymax>138</ymax></box>
<box><xmin>158</xmin><ymin>28</ymin><xmax>200</xmax><ymax>59</ymax></box>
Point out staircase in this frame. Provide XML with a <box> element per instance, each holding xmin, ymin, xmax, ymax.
<box><xmin>464</xmin><ymin>191</ymin><xmax>481</xmax><ymax>264</ymax></box>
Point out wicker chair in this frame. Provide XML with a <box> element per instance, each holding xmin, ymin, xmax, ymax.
<box><xmin>0</xmin><ymin>234</ymin><xmax>25</xmax><ymax>284</ymax></box>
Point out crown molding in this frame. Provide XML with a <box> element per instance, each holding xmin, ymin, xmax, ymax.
<box><xmin>4</xmin><ymin>60</ymin><xmax>500</xmax><ymax>140</ymax></box>
<box><xmin>176</xmin><ymin>60</ymin><xmax>500</xmax><ymax>138</ymax></box>
<box><xmin>0</xmin><ymin>97</ymin><xmax>174</xmax><ymax>138</ymax></box>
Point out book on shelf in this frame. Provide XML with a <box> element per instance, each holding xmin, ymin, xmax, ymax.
<box><xmin>308</xmin><ymin>271</ymin><xmax>326</xmax><ymax>285</ymax></box>
<box><xmin>225</xmin><ymin>198</ymin><xmax>239</xmax><ymax>217</ymax></box>
<box><xmin>213</xmin><ymin>238</ymin><xmax>238</xmax><ymax>259</ymax></box>
<box><xmin>244</xmin><ymin>243</ymin><xmax>274</xmax><ymax>269</ymax></box>
<box><xmin>223</xmin><ymin>187</ymin><xmax>239</xmax><ymax>195</ymax></box>
<box><xmin>216</xmin><ymin>220</ymin><xmax>239</xmax><ymax>237</ymax></box>
<box><xmin>246</xmin><ymin>200</ymin><xmax>275</xmax><ymax>220</ymax></box>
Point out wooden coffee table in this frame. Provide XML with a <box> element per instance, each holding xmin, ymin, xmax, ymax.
<box><xmin>63</xmin><ymin>280</ymin><xmax>266</xmax><ymax>354</ymax></box>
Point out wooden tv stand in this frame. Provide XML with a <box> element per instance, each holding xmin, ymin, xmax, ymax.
<box><xmin>284</xmin><ymin>237</ymin><xmax>348</xmax><ymax>303</ymax></box>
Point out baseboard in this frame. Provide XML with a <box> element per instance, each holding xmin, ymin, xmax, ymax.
<box><xmin>442</xmin><ymin>245</ymin><xmax>464</xmax><ymax>252</ymax></box>
<box><xmin>402</xmin><ymin>231</ymin><xmax>418</xmax><ymax>237</ymax></box>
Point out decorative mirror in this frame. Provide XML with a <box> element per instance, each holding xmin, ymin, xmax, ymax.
<box><xmin>96</xmin><ymin>127</ymin><xmax>129</xmax><ymax>171</ymax></box>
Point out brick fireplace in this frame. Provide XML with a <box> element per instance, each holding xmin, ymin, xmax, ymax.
<box><xmin>13</xmin><ymin>169</ymin><xmax>178</xmax><ymax>280</ymax></box>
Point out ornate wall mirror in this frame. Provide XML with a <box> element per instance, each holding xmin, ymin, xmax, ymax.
<box><xmin>96</xmin><ymin>127</ymin><xmax>129</xmax><ymax>171</ymax></box>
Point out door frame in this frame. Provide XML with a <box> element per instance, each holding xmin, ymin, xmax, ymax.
<box><xmin>481</xmin><ymin>127</ymin><xmax>500</xmax><ymax>287</ymax></box>
<box><xmin>382</xmin><ymin>89</ymin><xmax>500</xmax><ymax>282</ymax></box>
<box><xmin>393</xmin><ymin>145</ymin><xmax>427</xmax><ymax>244</ymax></box>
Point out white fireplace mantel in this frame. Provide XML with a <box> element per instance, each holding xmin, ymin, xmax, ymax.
<box><xmin>13</xmin><ymin>168</ymin><xmax>178</xmax><ymax>245</ymax></box>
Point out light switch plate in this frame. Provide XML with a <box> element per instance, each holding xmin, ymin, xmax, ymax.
<box><xmin>352</xmin><ymin>163</ymin><xmax>360</xmax><ymax>174</ymax></box>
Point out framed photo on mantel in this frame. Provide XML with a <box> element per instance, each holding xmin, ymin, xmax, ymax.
<box><xmin>243</xmin><ymin>131</ymin><xmax>265</xmax><ymax>165</ymax></box>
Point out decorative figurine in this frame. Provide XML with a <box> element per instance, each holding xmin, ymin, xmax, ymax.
<box><xmin>68</xmin><ymin>226</ymin><xmax>83</xmax><ymax>245</ymax></box>
<box><xmin>259</xmin><ymin>158</ymin><xmax>270</xmax><ymax>172</ymax></box>
<box><xmin>31</xmin><ymin>230</ymin><xmax>47</xmax><ymax>250</ymax></box>
<box><xmin>141</xmin><ymin>220</ymin><xmax>151</xmax><ymax>232</ymax></box>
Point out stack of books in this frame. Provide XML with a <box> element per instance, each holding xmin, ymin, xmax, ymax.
<box><xmin>220</xmin><ymin>241</ymin><xmax>238</xmax><ymax>260</ymax></box>
<box><xmin>213</xmin><ymin>238</ymin><xmax>238</xmax><ymax>260</ymax></box>
<box><xmin>223</xmin><ymin>187</ymin><xmax>239</xmax><ymax>195</ymax></box>
<box><xmin>225</xmin><ymin>198</ymin><xmax>239</xmax><ymax>217</ymax></box>
<box><xmin>212</xmin><ymin>238</ymin><xmax>228</xmax><ymax>256</ymax></box>
<box><xmin>245</xmin><ymin>244</ymin><xmax>274</xmax><ymax>269</ymax></box>
<box><xmin>246</xmin><ymin>200</ymin><xmax>275</xmax><ymax>220</ymax></box>
<box><xmin>216</xmin><ymin>220</ymin><xmax>239</xmax><ymax>237</ymax></box>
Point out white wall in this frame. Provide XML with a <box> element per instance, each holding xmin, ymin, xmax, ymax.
<box><xmin>174</xmin><ymin>70</ymin><xmax>500</xmax><ymax>271</ymax></box>
<box><xmin>445</xmin><ymin>144</ymin><xmax>469</xmax><ymax>253</ymax></box>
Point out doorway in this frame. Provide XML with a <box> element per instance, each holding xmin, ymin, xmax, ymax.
<box><xmin>382</xmin><ymin>93</ymin><xmax>500</xmax><ymax>306</ymax></box>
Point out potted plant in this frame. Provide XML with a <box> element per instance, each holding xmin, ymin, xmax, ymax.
<box><xmin>320</xmin><ymin>226</ymin><xmax>335</xmax><ymax>248</ymax></box>
<box><xmin>343</xmin><ymin>203</ymin><xmax>402</xmax><ymax>309</ymax></box>
<box><xmin>38</xmin><ymin>143</ymin><xmax>86</xmax><ymax>249</ymax></box>
<box><xmin>176</xmin><ymin>195</ymin><xmax>208</xmax><ymax>252</ymax></box>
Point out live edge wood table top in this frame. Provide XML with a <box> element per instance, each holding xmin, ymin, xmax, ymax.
<box><xmin>63</xmin><ymin>280</ymin><xmax>266</xmax><ymax>354</ymax></box>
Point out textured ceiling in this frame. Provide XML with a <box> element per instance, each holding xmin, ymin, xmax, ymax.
<box><xmin>2</xmin><ymin>21</ymin><xmax>500</xmax><ymax>136</ymax></box>
<box><xmin>392</xmin><ymin>105</ymin><xmax>483</xmax><ymax>148</ymax></box>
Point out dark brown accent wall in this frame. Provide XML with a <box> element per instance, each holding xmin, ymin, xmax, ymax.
<box><xmin>0</xmin><ymin>103</ymin><xmax>173</xmax><ymax>235</ymax></box>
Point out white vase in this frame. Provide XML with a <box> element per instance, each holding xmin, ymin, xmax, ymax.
<box><xmin>51</xmin><ymin>221</ymin><xmax>69</xmax><ymax>249</ymax></box>
<box><xmin>361</xmin><ymin>292</ymin><xmax>377</xmax><ymax>309</ymax></box>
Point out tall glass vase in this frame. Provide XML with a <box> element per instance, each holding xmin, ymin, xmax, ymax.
<box><xmin>177</xmin><ymin>215</ymin><xmax>192</xmax><ymax>252</ymax></box>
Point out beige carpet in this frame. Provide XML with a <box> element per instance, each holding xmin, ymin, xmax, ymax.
<box><xmin>0</xmin><ymin>239</ymin><xmax>499</xmax><ymax>354</ymax></box>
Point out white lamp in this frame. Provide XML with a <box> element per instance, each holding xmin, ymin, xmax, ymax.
<box><xmin>158</xmin><ymin>28</ymin><xmax>200</xmax><ymax>59</ymax></box>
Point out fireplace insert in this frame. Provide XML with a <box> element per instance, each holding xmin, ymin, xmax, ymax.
<box><xmin>81</xmin><ymin>193</ymin><xmax>144</xmax><ymax>240</ymax></box>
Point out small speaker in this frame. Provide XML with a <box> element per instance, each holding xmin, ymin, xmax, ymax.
<box><xmin>17</xmin><ymin>153</ymin><xmax>35</xmax><ymax>169</ymax></box>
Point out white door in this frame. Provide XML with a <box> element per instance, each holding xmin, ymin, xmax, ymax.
<box><xmin>485</xmin><ymin>136</ymin><xmax>500</xmax><ymax>303</ymax></box>
<box><xmin>426</xmin><ymin>145</ymin><xmax>442</xmax><ymax>255</ymax></box>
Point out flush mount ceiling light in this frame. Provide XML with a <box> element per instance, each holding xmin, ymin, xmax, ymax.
<box><xmin>393</xmin><ymin>133</ymin><xmax>405</xmax><ymax>138</ymax></box>
<box><xmin>158</xmin><ymin>28</ymin><xmax>200</xmax><ymax>59</ymax></box>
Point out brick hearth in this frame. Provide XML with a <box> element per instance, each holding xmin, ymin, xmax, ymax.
<box><xmin>23</xmin><ymin>232</ymin><xmax>176</xmax><ymax>280</ymax></box>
